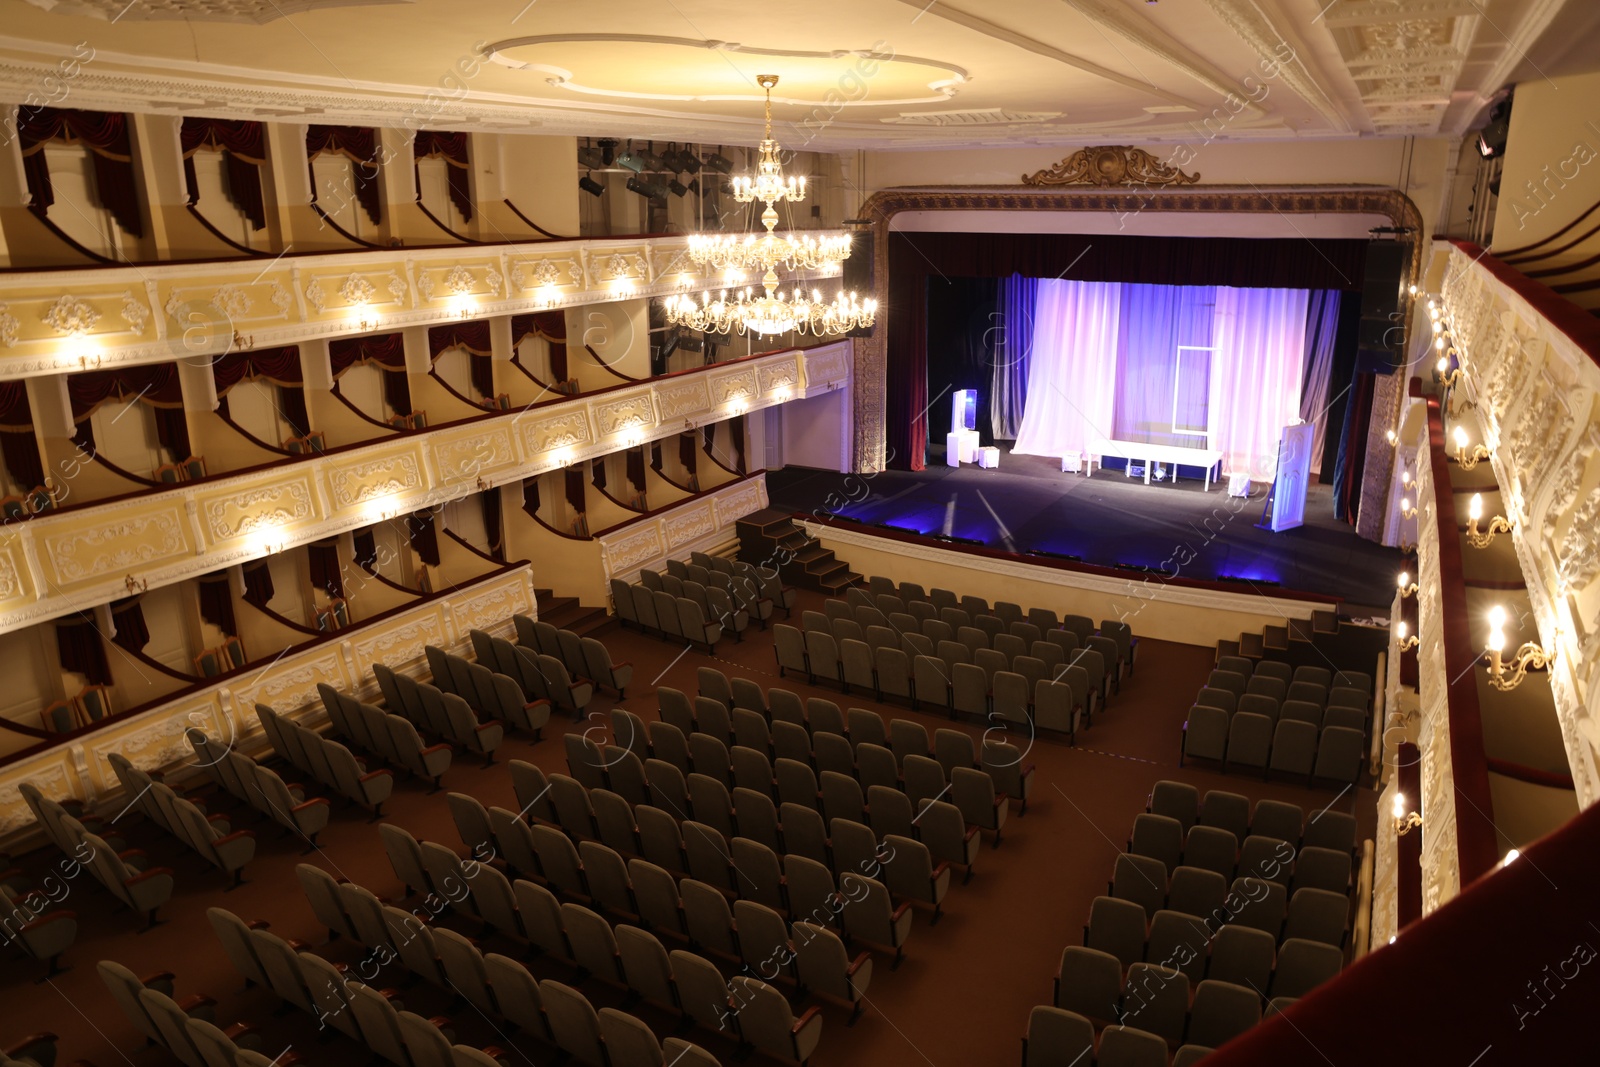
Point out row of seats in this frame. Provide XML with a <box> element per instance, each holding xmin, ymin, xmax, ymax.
<box><xmin>1147</xmin><ymin>782</ymin><xmax>1358</xmax><ymax>856</ymax></box>
<box><xmin>637</xmin><ymin>570</ymin><xmax>757</xmax><ymax>640</ymax></box>
<box><xmin>98</xmin><ymin>962</ymin><xmax>284</xmax><ymax>1067</ymax></box>
<box><xmin>509</xmin><ymin>616</ymin><xmax>632</xmax><ymax>697</ymax></box>
<box><xmin>815</xmin><ymin>594</ymin><xmax>1131</xmax><ymax>695</ymax></box>
<box><xmin>667</xmin><ymin>552</ymin><xmax>799</xmax><ymax>619</ymax></box>
<box><xmin>1195</xmin><ymin>685</ymin><xmax>1368</xmax><ymax>738</ymax></box>
<box><xmin>1121</xmin><ymin>823</ymin><xmax>1350</xmax><ymax>905</ymax></box>
<box><xmin>1214</xmin><ymin>657</ymin><xmax>1370</xmax><ymax>702</ymax></box>
<box><xmin>1025</xmin><ymin>1006</ymin><xmax>1215</xmax><ymax>1067</ymax></box>
<box><xmin>198</xmin><ymin>909</ymin><xmax>561</xmax><ymax>1067</ymax></box>
<box><xmin>20</xmin><ymin>784</ymin><xmax>172</xmax><ymax>928</ymax></box>
<box><xmin>853</xmin><ymin>578</ymin><xmax>1133</xmax><ymax>660</ymax></box>
<box><xmin>1182</xmin><ymin>704</ymin><xmax>1364</xmax><ymax>786</ymax></box>
<box><xmin>371</xmin><ymin>664</ymin><xmax>507</xmax><ymax>761</ymax></box>
<box><xmin>0</xmin><ymin>1036</ymin><xmax>61</xmax><ymax>1067</ymax></box>
<box><xmin>187</xmin><ymin>729</ymin><xmax>332</xmax><ymax>844</ymax></box>
<box><xmin>295</xmin><ymin>867</ymin><xmax>735</xmax><ymax>1066</ymax></box>
<box><xmin>466</xmin><ymin>627</ymin><xmax>588</xmax><ymax>720</ymax></box>
<box><xmin>312</xmin><ymin>688</ymin><xmax>454</xmax><ymax>790</ymax></box>
<box><xmin>106</xmin><ymin>754</ymin><xmax>256</xmax><ymax>886</ymax></box>
<box><xmin>611</xmin><ymin>581</ymin><xmax>727</xmax><ymax>651</ymax></box>
<box><xmin>256</xmin><ymin>704</ymin><xmax>395</xmax><ymax>815</ymax></box>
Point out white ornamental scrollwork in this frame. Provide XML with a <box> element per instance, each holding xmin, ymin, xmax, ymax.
<box><xmin>444</xmin><ymin>265</ymin><xmax>475</xmax><ymax>295</ymax></box>
<box><xmin>45</xmin><ymin>510</ymin><xmax>188</xmax><ymax>582</ymax></box>
<box><xmin>0</xmin><ymin>304</ymin><xmax>18</xmax><ymax>348</ymax></box>
<box><xmin>304</xmin><ymin>278</ymin><xmax>327</xmax><ymax>313</ymax></box>
<box><xmin>212</xmin><ymin>285</ymin><xmax>252</xmax><ymax>321</ymax></box>
<box><xmin>204</xmin><ymin>482</ymin><xmax>315</xmax><ymax>540</ymax></box>
<box><xmin>120</xmin><ymin>293</ymin><xmax>149</xmax><ymax>332</ymax></box>
<box><xmin>269</xmin><ymin>281</ymin><xmax>292</xmax><ymax>316</ymax></box>
<box><xmin>339</xmin><ymin>273</ymin><xmax>377</xmax><ymax>305</ymax></box>
<box><xmin>42</xmin><ymin>294</ymin><xmax>101</xmax><ymax>335</ymax></box>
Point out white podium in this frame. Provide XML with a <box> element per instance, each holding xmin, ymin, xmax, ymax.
<box><xmin>946</xmin><ymin>430</ymin><xmax>980</xmax><ymax>466</ymax></box>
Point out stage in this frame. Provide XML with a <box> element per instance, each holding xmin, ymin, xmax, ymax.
<box><xmin>767</xmin><ymin>449</ymin><xmax>1402</xmax><ymax>611</ymax></box>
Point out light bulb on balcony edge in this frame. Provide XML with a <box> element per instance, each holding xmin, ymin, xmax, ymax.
<box><xmin>1397</xmin><ymin>571</ymin><xmax>1410</xmax><ymax>590</ymax></box>
<box><xmin>1470</xmin><ymin>493</ymin><xmax>1483</xmax><ymax>521</ymax></box>
<box><xmin>1409</xmin><ymin>284</ymin><xmax>1418</xmax><ymax>296</ymax></box>
<box><xmin>1402</xmin><ymin>469</ymin><xmax>1412</xmax><ymax>485</ymax></box>
<box><xmin>1401</xmin><ymin>496</ymin><xmax>1412</xmax><ymax>511</ymax></box>
<box><xmin>1503</xmin><ymin>849</ymin><xmax>1519</xmax><ymax>866</ymax></box>
<box><xmin>1453</xmin><ymin>426</ymin><xmax>1468</xmax><ymax>449</ymax></box>
<box><xmin>1435</xmin><ymin>337</ymin><xmax>1446</xmax><ymax>351</ymax></box>
<box><xmin>1488</xmin><ymin>604</ymin><xmax>1507</xmax><ymax>630</ymax></box>
<box><xmin>1488</xmin><ymin>627</ymin><xmax>1506</xmax><ymax>653</ymax></box>
<box><xmin>1392</xmin><ymin>792</ymin><xmax>1407</xmax><ymax>819</ymax></box>
<box><xmin>1396</xmin><ymin>620</ymin><xmax>1408</xmax><ymax>640</ymax></box>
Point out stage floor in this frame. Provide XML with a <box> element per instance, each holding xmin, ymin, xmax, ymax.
<box><xmin>767</xmin><ymin>448</ymin><xmax>1403</xmax><ymax>611</ymax></box>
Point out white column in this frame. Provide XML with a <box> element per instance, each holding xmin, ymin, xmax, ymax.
<box><xmin>402</xmin><ymin>326</ymin><xmax>432</xmax><ymax>375</ymax></box>
<box><xmin>301</xmin><ymin>338</ymin><xmax>334</xmax><ymax>390</ymax></box>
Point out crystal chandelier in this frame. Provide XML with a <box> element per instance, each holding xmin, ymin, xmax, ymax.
<box><xmin>668</xmin><ymin>74</ymin><xmax>876</xmax><ymax>338</ymax></box>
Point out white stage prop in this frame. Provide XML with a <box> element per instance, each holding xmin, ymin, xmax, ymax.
<box><xmin>1090</xmin><ymin>439</ymin><xmax>1223</xmax><ymax>491</ymax></box>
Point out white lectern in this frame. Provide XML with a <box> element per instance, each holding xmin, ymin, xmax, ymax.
<box><xmin>945</xmin><ymin>388</ymin><xmax>980</xmax><ymax>467</ymax></box>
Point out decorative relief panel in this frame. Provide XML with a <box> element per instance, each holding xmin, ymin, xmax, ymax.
<box><xmin>325</xmin><ymin>452</ymin><xmax>425</xmax><ymax>510</ymax></box>
<box><xmin>349</xmin><ymin>615</ymin><xmax>444</xmax><ymax>677</ymax></box>
<box><xmin>758</xmin><ymin>359</ymin><xmax>801</xmax><ymax>396</ymax></box>
<box><xmin>449</xmin><ymin>575</ymin><xmax>531</xmax><ymax>638</ymax></box>
<box><xmin>661</xmin><ymin>503</ymin><xmax>716</xmax><ymax>548</ymax></box>
<box><xmin>708</xmin><ymin>369</ymin><xmax>759</xmax><ymax>406</ymax></box>
<box><xmin>603</xmin><ymin>526</ymin><xmax>665</xmax><ymax>575</ymax></box>
<box><xmin>43</xmin><ymin>508</ymin><xmax>189</xmax><ymax>584</ymax></box>
<box><xmin>714</xmin><ymin>480</ymin><xmax>766</xmax><ymax>528</ymax></box>
<box><xmin>431</xmin><ymin>425</ymin><xmax>518</xmax><ymax>485</ymax></box>
<box><xmin>805</xmin><ymin>345</ymin><xmax>850</xmax><ymax>387</ymax></box>
<box><xmin>200</xmin><ymin>478</ymin><xmax>317</xmax><ymax>542</ymax></box>
<box><xmin>232</xmin><ymin>650</ymin><xmax>348</xmax><ymax>714</ymax></box>
<box><xmin>655</xmin><ymin>378</ymin><xmax>712</xmax><ymax>421</ymax></box>
<box><xmin>0</xmin><ymin>760</ymin><xmax>72</xmax><ymax>835</ymax></box>
<box><xmin>593</xmin><ymin>391</ymin><xmax>658</xmax><ymax>437</ymax></box>
<box><xmin>519</xmin><ymin>410</ymin><xmax>592</xmax><ymax>455</ymax></box>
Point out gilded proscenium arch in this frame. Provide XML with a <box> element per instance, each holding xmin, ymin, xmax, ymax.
<box><xmin>851</xmin><ymin>184</ymin><xmax>1424</xmax><ymax>542</ymax></box>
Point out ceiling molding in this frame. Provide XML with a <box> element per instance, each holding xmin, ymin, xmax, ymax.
<box><xmin>1057</xmin><ymin>0</ymin><xmax>1268</xmax><ymax>111</ymax></box>
<box><xmin>1203</xmin><ymin>0</ymin><xmax>1356</xmax><ymax>132</ymax></box>
<box><xmin>18</xmin><ymin>0</ymin><xmax>410</xmax><ymax>21</ymax></box>
<box><xmin>1321</xmin><ymin>0</ymin><xmax>1482</xmax><ymax>29</ymax></box>
<box><xmin>886</xmin><ymin>0</ymin><xmax>1212</xmax><ymax>114</ymax></box>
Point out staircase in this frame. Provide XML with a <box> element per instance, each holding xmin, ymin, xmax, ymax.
<box><xmin>1219</xmin><ymin>608</ymin><xmax>1387</xmax><ymax>675</ymax></box>
<box><xmin>735</xmin><ymin>509</ymin><xmax>861</xmax><ymax>595</ymax></box>
<box><xmin>535</xmin><ymin>588</ymin><xmax>616</xmax><ymax>637</ymax></box>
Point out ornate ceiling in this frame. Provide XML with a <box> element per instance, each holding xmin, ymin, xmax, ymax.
<box><xmin>0</xmin><ymin>0</ymin><xmax>1592</xmax><ymax>149</ymax></box>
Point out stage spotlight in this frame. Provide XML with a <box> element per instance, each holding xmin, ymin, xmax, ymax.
<box><xmin>678</xmin><ymin>151</ymin><xmax>702</xmax><ymax>175</ymax></box>
<box><xmin>627</xmin><ymin>175</ymin><xmax>669</xmax><ymax>201</ymax></box>
<box><xmin>634</xmin><ymin>146</ymin><xmax>665</xmax><ymax>172</ymax></box>
<box><xmin>577</xmin><ymin>145</ymin><xmax>606</xmax><ymax>170</ymax></box>
<box><xmin>668</xmin><ymin>178</ymin><xmax>689</xmax><ymax>198</ymax></box>
<box><xmin>688</xmin><ymin>178</ymin><xmax>704</xmax><ymax>197</ymax></box>
<box><xmin>578</xmin><ymin>175</ymin><xmax>605</xmax><ymax>197</ymax></box>
<box><xmin>705</xmin><ymin>152</ymin><xmax>734</xmax><ymax>174</ymax></box>
<box><xmin>615</xmin><ymin>149</ymin><xmax>647</xmax><ymax>173</ymax></box>
<box><xmin>659</xmin><ymin>331</ymin><xmax>681</xmax><ymax>361</ymax></box>
<box><xmin>597</xmin><ymin>138</ymin><xmax>618</xmax><ymax>165</ymax></box>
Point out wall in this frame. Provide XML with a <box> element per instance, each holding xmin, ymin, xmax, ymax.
<box><xmin>1490</xmin><ymin>71</ymin><xmax>1600</xmax><ymax>250</ymax></box>
<box><xmin>780</xmin><ymin>386</ymin><xmax>851</xmax><ymax>472</ymax></box>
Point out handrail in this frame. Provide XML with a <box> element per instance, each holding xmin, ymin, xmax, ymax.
<box><xmin>0</xmin><ymin>560</ymin><xmax>525</xmax><ymax>766</ymax></box>
<box><xmin>442</xmin><ymin>527</ymin><xmax>503</xmax><ymax>565</ymax></box>
<box><xmin>1495</xmin><ymin>197</ymin><xmax>1600</xmax><ymax>260</ymax></box>
<box><xmin>184</xmin><ymin>203</ymin><xmax>269</xmax><ymax>258</ymax></box>
<box><xmin>580</xmin><ymin>343</ymin><xmax>643</xmax><ymax>384</ymax></box>
<box><xmin>240</xmin><ymin>595</ymin><xmax>323</xmax><ymax>636</ymax></box>
<box><xmin>216</xmin><ymin>410</ymin><xmax>297</xmax><ymax>457</ymax></box>
<box><xmin>1422</xmin><ymin>391</ymin><xmax>1499</xmax><ymax>884</ymax></box>
<box><xmin>354</xmin><ymin>561</ymin><xmax>428</xmax><ymax>597</ymax></box>
<box><xmin>591</xmin><ymin>480</ymin><xmax>647</xmax><ymax>514</ymax></box>
<box><xmin>118</xmin><ymin>644</ymin><xmax>203</xmax><ymax>684</ymax></box>
<box><xmin>87</xmin><ymin>448</ymin><xmax>161</xmax><ymax>489</ymax></box>
<box><xmin>308</xmin><ymin>201</ymin><xmax>386</xmax><ymax>250</ymax></box>
<box><xmin>501</xmin><ymin>199</ymin><xmax>573</xmax><ymax>241</ymax></box>
<box><xmin>701</xmin><ymin>437</ymin><xmax>744</xmax><ymax>478</ymax></box>
<box><xmin>329</xmin><ymin>383</ymin><xmax>407</xmax><ymax>434</ymax></box>
<box><xmin>1446</xmin><ymin>241</ymin><xmax>1600</xmax><ymax>367</ymax></box>
<box><xmin>593</xmin><ymin>469</ymin><xmax>766</xmax><ymax>538</ymax></box>
<box><xmin>1486</xmin><ymin>757</ymin><xmax>1575</xmax><ymax>790</ymax></box>
<box><xmin>26</xmin><ymin>205</ymin><xmax>120</xmax><ymax>265</ymax></box>
<box><xmin>426</xmin><ymin>368</ymin><xmax>494</xmax><ymax>415</ymax></box>
<box><xmin>413</xmin><ymin>192</ymin><xmax>479</xmax><ymax>245</ymax></box>
<box><xmin>507</xmin><ymin>355</ymin><xmax>562</xmax><ymax>396</ymax></box>
<box><xmin>1526</xmin><ymin>244</ymin><xmax>1600</xmax><ymax>279</ymax></box>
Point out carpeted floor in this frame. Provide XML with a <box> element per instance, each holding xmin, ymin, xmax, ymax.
<box><xmin>1</xmin><ymin>592</ymin><xmax>1376</xmax><ymax>1067</ymax></box>
<box><xmin>768</xmin><ymin>451</ymin><xmax>1403</xmax><ymax>612</ymax></box>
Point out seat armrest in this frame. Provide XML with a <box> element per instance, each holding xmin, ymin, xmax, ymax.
<box><xmin>791</xmin><ymin>1005</ymin><xmax>823</xmax><ymax>1034</ymax></box>
<box><xmin>292</xmin><ymin>797</ymin><xmax>333</xmax><ymax>813</ymax></box>
<box><xmin>992</xmin><ymin>796</ymin><xmax>1007</xmax><ymax>811</ymax></box>
<box><xmin>2</xmin><ymin>1034</ymin><xmax>58</xmax><ymax>1059</ymax></box>
<box><xmin>246</xmin><ymin>918</ymin><xmax>271</xmax><ymax>930</ymax></box>
<box><xmin>123</xmin><ymin>866</ymin><xmax>175</xmax><ymax>887</ymax></box>
<box><xmin>930</xmin><ymin>861</ymin><xmax>952</xmax><ymax>880</ymax></box>
<box><xmin>213</xmin><ymin>829</ymin><xmax>256</xmax><ymax>847</ymax></box>
<box><xmin>221</xmin><ymin>1022</ymin><xmax>257</xmax><ymax>1041</ymax></box>
<box><xmin>963</xmin><ymin>826</ymin><xmax>980</xmax><ymax>843</ymax></box>
<box><xmin>359</xmin><ymin>769</ymin><xmax>395</xmax><ymax>782</ymax></box>
<box><xmin>890</xmin><ymin>901</ymin><xmax>913</xmax><ymax>920</ymax></box>
<box><xmin>176</xmin><ymin>993</ymin><xmax>217</xmax><ymax>1014</ymax></box>
<box><xmin>420</xmin><ymin>743</ymin><xmax>452</xmax><ymax>757</ymax></box>
<box><xmin>140</xmin><ymin>971</ymin><xmax>177</xmax><ymax>990</ymax></box>
<box><xmin>846</xmin><ymin>952</ymin><xmax>871</xmax><ymax>976</ymax></box>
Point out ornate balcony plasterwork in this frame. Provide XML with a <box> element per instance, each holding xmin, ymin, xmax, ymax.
<box><xmin>0</xmin><ymin>342</ymin><xmax>850</xmax><ymax>636</ymax></box>
<box><xmin>1437</xmin><ymin>241</ymin><xmax>1600</xmax><ymax>809</ymax></box>
<box><xmin>0</xmin><ymin>564</ymin><xmax>535</xmax><ymax>845</ymax></box>
<box><xmin>597</xmin><ymin>475</ymin><xmax>770</xmax><ymax>583</ymax></box>
<box><xmin>0</xmin><ymin>233</ymin><xmax>848</xmax><ymax>380</ymax></box>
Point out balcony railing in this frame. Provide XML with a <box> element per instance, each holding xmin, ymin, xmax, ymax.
<box><xmin>0</xmin><ymin>232</ymin><xmax>851</xmax><ymax>379</ymax></box>
<box><xmin>0</xmin><ymin>341</ymin><xmax>852</xmax><ymax>634</ymax></box>
<box><xmin>0</xmin><ymin>563</ymin><xmax>536</xmax><ymax>841</ymax></box>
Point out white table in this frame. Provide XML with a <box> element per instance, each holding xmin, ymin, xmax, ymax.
<box><xmin>1089</xmin><ymin>439</ymin><xmax>1223</xmax><ymax>491</ymax></box>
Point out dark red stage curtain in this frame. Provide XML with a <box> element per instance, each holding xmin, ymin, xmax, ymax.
<box><xmin>69</xmin><ymin>364</ymin><xmax>190</xmax><ymax>459</ymax></box>
<box><xmin>679</xmin><ymin>433</ymin><xmax>698</xmax><ymax>474</ymax></box>
<box><xmin>728</xmin><ymin>414</ymin><xmax>747</xmax><ymax>474</ymax></box>
<box><xmin>625</xmin><ymin>447</ymin><xmax>646</xmax><ymax>493</ymax></box>
<box><xmin>511</xmin><ymin>312</ymin><xmax>568</xmax><ymax>381</ymax></box>
<box><xmin>407</xmin><ymin>511</ymin><xmax>440</xmax><ymax>567</ymax></box>
<box><xmin>56</xmin><ymin>619</ymin><xmax>111</xmax><ymax>685</ymax></box>
<box><xmin>564</xmin><ymin>467</ymin><xmax>586</xmax><ymax>513</ymax></box>
<box><xmin>591</xmin><ymin>456</ymin><xmax>607</xmax><ymax>491</ymax></box>
<box><xmin>18</xmin><ymin>107</ymin><xmax>143</xmax><ymax>237</ymax></box>
<box><xmin>413</xmin><ymin>130</ymin><xmax>473</xmax><ymax>222</ymax></box>
<box><xmin>521</xmin><ymin>477</ymin><xmax>540</xmax><ymax>518</ymax></box>
<box><xmin>181</xmin><ymin>117</ymin><xmax>267</xmax><ymax>230</ymax></box>
<box><xmin>241</xmin><ymin>560</ymin><xmax>275</xmax><ymax>607</ymax></box>
<box><xmin>109</xmin><ymin>596</ymin><xmax>149</xmax><ymax>652</ymax></box>
<box><xmin>306</xmin><ymin>125</ymin><xmax>382</xmax><ymax>225</ymax></box>
<box><xmin>307</xmin><ymin>539</ymin><xmax>343</xmax><ymax>598</ymax></box>
<box><xmin>884</xmin><ymin>230</ymin><xmax>1371</xmax><ymax>470</ymax></box>
<box><xmin>197</xmin><ymin>574</ymin><xmax>237</xmax><ymax>635</ymax></box>
<box><xmin>478</xmin><ymin>489</ymin><xmax>503</xmax><ymax>560</ymax></box>
<box><xmin>649</xmin><ymin>441</ymin><xmax>663</xmax><ymax>473</ymax></box>
<box><xmin>0</xmin><ymin>382</ymin><xmax>46</xmax><ymax>490</ymax></box>
<box><xmin>330</xmin><ymin>333</ymin><xmax>410</xmax><ymax>415</ymax></box>
<box><xmin>352</xmin><ymin>528</ymin><xmax>379</xmax><ymax>573</ymax></box>
<box><xmin>1203</xmin><ymin>796</ymin><xmax>1600</xmax><ymax>1067</ymax></box>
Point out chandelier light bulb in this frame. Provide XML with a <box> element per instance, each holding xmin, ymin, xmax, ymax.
<box><xmin>1435</xmin><ymin>337</ymin><xmax>1446</xmax><ymax>352</ymax></box>
<box><xmin>1409</xmin><ymin>284</ymin><xmax>1418</xmax><ymax>296</ymax></box>
<box><xmin>1402</xmin><ymin>469</ymin><xmax>1411</xmax><ymax>485</ymax></box>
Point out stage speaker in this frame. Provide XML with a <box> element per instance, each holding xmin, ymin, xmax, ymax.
<box><xmin>1355</xmin><ymin>239</ymin><xmax>1409</xmax><ymax>374</ymax></box>
<box><xmin>843</xmin><ymin>229</ymin><xmax>874</xmax><ymax>338</ymax></box>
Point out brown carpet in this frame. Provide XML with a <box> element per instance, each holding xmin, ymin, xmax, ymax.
<box><xmin>1</xmin><ymin>590</ymin><xmax>1376</xmax><ymax>1067</ymax></box>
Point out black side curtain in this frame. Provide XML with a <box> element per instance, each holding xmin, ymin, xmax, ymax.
<box><xmin>407</xmin><ymin>511</ymin><xmax>440</xmax><ymax>567</ymax></box>
<box><xmin>241</xmin><ymin>560</ymin><xmax>275</xmax><ymax>607</ymax></box>
<box><xmin>56</xmin><ymin>619</ymin><xmax>111</xmax><ymax>685</ymax></box>
<box><xmin>17</xmin><ymin>107</ymin><xmax>143</xmax><ymax>237</ymax></box>
<box><xmin>728</xmin><ymin>415</ymin><xmax>747</xmax><ymax>474</ymax></box>
<box><xmin>198</xmin><ymin>574</ymin><xmax>237</xmax><ymax>635</ymax></box>
<box><xmin>308</xmin><ymin>540</ymin><xmax>343</xmax><ymax>598</ymax></box>
<box><xmin>649</xmin><ymin>441</ymin><xmax>663</xmax><ymax>473</ymax></box>
<box><xmin>478</xmin><ymin>489</ymin><xmax>504</xmax><ymax>561</ymax></box>
<box><xmin>109</xmin><ymin>596</ymin><xmax>148</xmax><ymax>652</ymax></box>
<box><xmin>924</xmin><ymin>277</ymin><xmax>1000</xmax><ymax>447</ymax></box>
<box><xmin>0</xmin><ymin>382</ymin><xmax>45</xmax><ymax>490</ymax></box>
<box><xmin>626</xmin><ymin>448</ymin><xmax>647</xmax><ymax>493</ymax></box>
<box><xmin>521</xmin><ymin>478</ymin><xmax>540</xmax><ymax>518</ymax></box>
<box><xmin>564</xmin><ymin>467</ymin><xmax>586</xmax><ymax>513</ymax></box>
<box><xmin>591</xmin><ymin>456</ymin><xmax>608</xmax><ymax>491</ymax></box>
<box><xmin>306</xmin><ymin>125</ymin><xmax>382</xmax><ymax>225</ymax></box>
<box><xmin>413</xmin><ymin>130</ymin><xmax>473</xmax><ymax>222</ymax></box>
<box><xmin>180</xmin><ymin>117</ymin><xmax>266</xmax><ymax>231</ymax></box>
<box><xmin>352</xmin><ymin>528</ymin><xmax>379</xmax><ymax>573</ymax></box>
<box><xmin>679</xmin><ymin>433</ymin><xmax>698</xmax><ymax>475</ymax></box>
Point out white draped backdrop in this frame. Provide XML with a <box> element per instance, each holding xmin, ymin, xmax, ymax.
<box><xmin>1012</xmin><ymin>279</ymin><xmax>1312</xmax><ymax>481</ymax></box>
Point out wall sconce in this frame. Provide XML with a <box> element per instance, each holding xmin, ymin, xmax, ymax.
<box><xmin>1452</xmin><ymin>426</ymin><xmax>1491</xmax><ymax>470</ymax></box>
<box><xmin>1397</xmin><ymin>571</ymin><xmax>1418</xmax><ymax>597</ymax></box>
<box><xmin>1385</xmin><ymin>428</ymin><xmax>1398</xmax><ymax>446</ymax></box>
<box><xmin>476</xmin><ymin>476</ymin><xmax>490</xmax><ymax>492</ymax></box>
<box><xmin>1401</xmin><ymin>468</ymin><xmax>1412</xmax><ymax>488</ymax></box>
<box><xmin>1399</xmin><ymin>496</ymin><xmax>1417</xmax><ymax>520</ymax></box>
<box><xmin>124</xmin><ymin>574</ymin><xmax>149</xmax><ymax>594</ymax></box>
<box><xmin>1395</xmin><ymin>619</ymin><xmax>1418</xmax><ymax>651</ymax></box>
<box><xmin>1466</xmin><ymin>493</ymin><xmax>1511</xmax><ymax>548</ymax></box>
<box><xmin>1484</xmin><ymin>605</ymin><xmax>1554</xmax><ymax>691</ymax></box>
<box><xmin>1409</xmin><ymin>284</ymin><xmax>1418</xmax><ymax>297</ymax></box>
<box><xmin>1435</xmin><ymin>355</ymin><xmax>1464</xmax><ymax>388</ymax></box>
<box><xmin>1392</xmin><ymin>791</ymin><xmax>1422</xmax><ymax>836</ymax></box>
<box><xmin>232</xmin><ymin>329</ymin><xmax>255</xmax><ymax>351</ymax></box>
